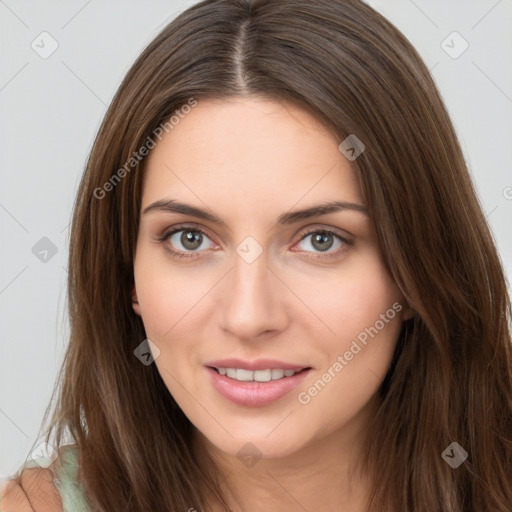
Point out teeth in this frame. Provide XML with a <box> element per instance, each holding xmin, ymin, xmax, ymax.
<box><xmin>271</xmin><ymin>369</ymin><xmax>284</xmax><ymax>380</ymax></box>
<box><xmin>236</xmin><ymin>369</ymin><xmax>253</xmax><ymax>381</ymax></box>
<box><xmin>217</xmin><ymin>367</ymin><xmax>303</xmax><ymax>382</ymax></box>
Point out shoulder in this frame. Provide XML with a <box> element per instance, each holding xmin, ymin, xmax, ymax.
<box><xmin>0</xmin><ymin>445</ymin><xmax>91</xmax><ymax>512</ymax></box>
<box><xmin>0</xmin><ymin>466</ymin><xmax>63</xmax><ymax>511</ymax></box>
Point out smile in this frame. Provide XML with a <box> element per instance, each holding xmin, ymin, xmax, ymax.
<box><xmin>206</xmin><ymin>366</ymin><xmax>312</xmax><ymax>407</ymax></box>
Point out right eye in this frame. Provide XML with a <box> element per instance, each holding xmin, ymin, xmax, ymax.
<box><xmin>157</xmin><ymin>225</ymin><xmax>218</xmax><ymax>259</ymax></box>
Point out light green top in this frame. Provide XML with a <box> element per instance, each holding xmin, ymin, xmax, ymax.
<box><xmin>0</xmin><ymin>445</ymin><xmax>90</xmax><ymax>512</ymax></box>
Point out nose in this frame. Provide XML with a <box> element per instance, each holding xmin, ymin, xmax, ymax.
<box><xmin>219</xmin><ymin>248</ymin><xmax>289</xmax><ymax>341</ymax></box>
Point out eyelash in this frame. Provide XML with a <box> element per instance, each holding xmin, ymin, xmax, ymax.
<box><xmin>155</xmin><ymin>223</ymin><xmax>353</xmax><ymax>260</ymax></box>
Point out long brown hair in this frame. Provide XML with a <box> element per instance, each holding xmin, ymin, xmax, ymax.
<box><xmin>15</xmin><ymin>0</ymin><xmax>512</xmax><ymax>510</ymax></box>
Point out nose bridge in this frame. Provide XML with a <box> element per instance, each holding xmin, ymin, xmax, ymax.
<box><xmin>232</xmin><ymin>247</ymin><xmax>267</xmax><ymax>297</ymax></box>
<box><xmin>220</xmin><ymin>244</ymin><xmax>285</xmax><ymax>339</ymax></box>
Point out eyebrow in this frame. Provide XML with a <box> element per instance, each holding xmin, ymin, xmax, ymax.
<box><xmin>142</xmin><ymin>199</ymin><xmax>368</xmax><ymax>226</ymax></box>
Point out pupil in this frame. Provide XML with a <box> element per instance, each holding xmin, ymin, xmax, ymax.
<box><xmin>312</xmin><ymin>232</ymin><xmax>333</xmax><ymax>252</ymax></box>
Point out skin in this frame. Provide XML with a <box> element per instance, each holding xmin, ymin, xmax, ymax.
<box><xmin>133</xmin><ymin>97</ymin><xmax>411</xmax><ymax>512</ymax></box>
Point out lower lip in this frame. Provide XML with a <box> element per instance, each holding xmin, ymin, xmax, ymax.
<box><xmin>206</xmin><ymin>367</ymin><xmax>311</xmax><ymax>407</ymax></box>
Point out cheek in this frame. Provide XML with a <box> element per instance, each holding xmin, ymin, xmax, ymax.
<box><xmin>298</xmin><ymin>249</ymin><xmax>403</xmax><ymax>347</ymax></box>
<box><xmin>294</xmin><ymin>254</ymin><xmax>404</xmax><ymax>419</ymax></box>
<box><xmin>133</xmin><ymin>247</ymin><xmax>216</xmax><ymax>340</ymax></box>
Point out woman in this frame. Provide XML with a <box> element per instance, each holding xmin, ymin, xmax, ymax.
<box><xmin>1</xmin><ymin>0</ymin><xmax>511</xmax><ymax>510</ymax></box>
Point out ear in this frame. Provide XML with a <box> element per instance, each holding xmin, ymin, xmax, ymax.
<box><xmin>132</xmin><ymin>284</ymin><xmax>141</xmax><ymax>316</ymax></box>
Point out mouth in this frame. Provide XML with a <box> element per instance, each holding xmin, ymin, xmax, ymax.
<box><xmin>205</xmin><ymin>364</ymin><xmax>313</xmax><ymax>407</ymax></box>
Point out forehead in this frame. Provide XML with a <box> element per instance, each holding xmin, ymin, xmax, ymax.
<box><xmin>141</xmin><ymin>97</ymin><xmax>364</xmax><ymax>214</ymax></box>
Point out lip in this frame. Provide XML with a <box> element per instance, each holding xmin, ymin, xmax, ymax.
<box><xmin>206</xmin><ymin>366</ymin><xmax>312</xmax><ymax>407</ymax></box>
<box><xmin>205</xmin><ymin>358</ymin><xmax>310</xmax><ymax>371</ymax></box>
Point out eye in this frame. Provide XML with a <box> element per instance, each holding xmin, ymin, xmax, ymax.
<box><xmin>156</xmin><ymin>225</ymin><xmax>217</xmax><ymax>259</ymax></box>
<box><xmin>293</xmin><ymin>227</ymin><xmax>352</xmax><ymax>258</ymax></box>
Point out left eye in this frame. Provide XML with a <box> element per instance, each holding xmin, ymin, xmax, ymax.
<box><xmin>295</xmin><ymin>229</ymin><xmax>347</xmax><ymax>254</ymax></box>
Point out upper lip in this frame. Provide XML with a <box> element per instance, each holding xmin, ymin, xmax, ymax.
<box><xmin>205</xmin><ymin>358</ymin><xmax>311</xmax><ymax>371</ymax></box>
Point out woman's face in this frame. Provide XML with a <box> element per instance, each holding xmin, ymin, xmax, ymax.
<box><xmin>133</xmin><ymin>97</ymin><xmax>409</xmax><ymax>460</ymax></box>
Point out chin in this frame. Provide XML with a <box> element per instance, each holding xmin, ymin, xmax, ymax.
<box><xmin>201</xmin><ymin>427</ymin><xmax>307</xmax><ymax>462</ymax></box>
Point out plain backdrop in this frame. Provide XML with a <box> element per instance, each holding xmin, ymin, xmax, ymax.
<box><xmin>1</xmin><ymin>0</ymin><xmax>511</xmax><ymax>478</ymax></box>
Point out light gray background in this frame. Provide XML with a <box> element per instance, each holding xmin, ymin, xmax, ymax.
<box><xmin>1</xmin><ymin>0</ymin><xmax>511</xmax><ymax>478</ymax></box>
